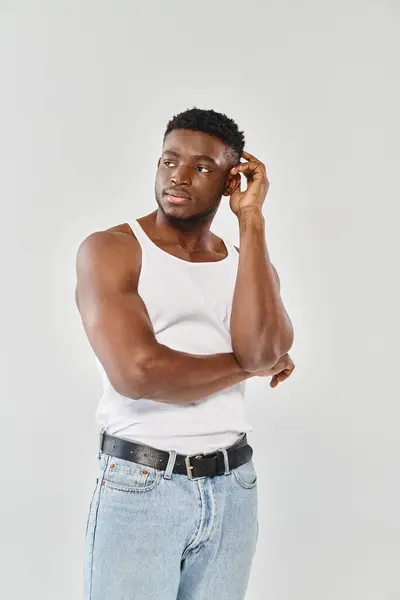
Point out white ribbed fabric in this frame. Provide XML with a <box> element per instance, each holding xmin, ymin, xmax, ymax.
<box><xmin>94</xmin><ymin>218</ymin><xmax>252</xmax><ymax>454</ymax></box>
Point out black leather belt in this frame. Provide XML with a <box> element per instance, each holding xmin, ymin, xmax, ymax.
<box><xmin>99</xmin><ymin>430</ymin><xmax>253</xmax><ymax>480</ymax></box>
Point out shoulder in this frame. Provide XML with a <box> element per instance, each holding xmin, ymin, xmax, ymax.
<box><xmin>76</xmin><ymin>228</ymin><xmax>140</xmax><ymax>265</ymax></box>
<box><xmin>77</xmin><ymin>220</ymin><xmax>143</xmax><ymax>258</ymax></box>
<box><xmin>75</xmin><ymin>229</ymin><xmax>142</xmax><ymax>308</ymax></box>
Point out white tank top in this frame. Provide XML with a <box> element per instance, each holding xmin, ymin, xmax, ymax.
<box><xmin>94</xmin><ymin>217</ymin><xmax>252</xmax><ymax>454</ymax></box>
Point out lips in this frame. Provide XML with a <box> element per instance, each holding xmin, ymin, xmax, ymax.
<box><xmin>165</xmin><ymin>190</ymin><xmax>192</xmax><ymax>200</ymax></box>
<box><xmin>167</xmin><ymin>194</ymin><xmax>190</xmax><ymax>204</ymax></box>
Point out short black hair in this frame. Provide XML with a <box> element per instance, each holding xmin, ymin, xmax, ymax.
<box><xmin>163</xmin><ymin>107</ymin><xmax>245</xmax><ymax>166</ymax></box>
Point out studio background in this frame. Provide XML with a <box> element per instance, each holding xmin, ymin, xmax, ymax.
<box><xmin>3</xmin><ymin>1</ymin><xmax>400</xmax><ymax>599</ymax></box>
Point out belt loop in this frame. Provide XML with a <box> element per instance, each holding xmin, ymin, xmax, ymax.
<box><xmin>98</xmin><ymin>426</ymin><xmax>106</xmax><ymax>459</ymax></box>
<box><xmin>163</xmin><ymin>450</ymin><xmax>177</xmax><ymax>480</ymax></box>
<box><xmin>218</xmin><ymin>447</ymin><xmax>230</xmax><ymax>475</ymax></box>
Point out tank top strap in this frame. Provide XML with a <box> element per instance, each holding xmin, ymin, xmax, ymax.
<box><xmin>127</xmin><ymin>219</ymin><xmax>146</xmax><ymax>242</ymax></box>
<box><xmin>126</xmin><ymin>219</ymin><xmax>152</xmax><ymax>268</ymax></box>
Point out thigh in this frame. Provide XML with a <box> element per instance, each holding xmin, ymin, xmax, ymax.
<box><xmin>178</xmin><ymin>460</ymin><xmax>259</xmax><ymax>600</ymax></box>
<box><xmin>83</xmin><ymin>452</ymin><xmax>182</xmax><ymax>600</ymax></box>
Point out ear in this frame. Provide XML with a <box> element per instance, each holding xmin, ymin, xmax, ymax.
<box><xmin>222</xmin><ymin>173</ymin><xmax>241</xmax><ymax>197</ymax></box>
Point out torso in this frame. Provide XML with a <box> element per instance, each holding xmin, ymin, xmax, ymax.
<box><xmin>76</xmin><ymin>212</ymin><xmax>238</xmax><ymax>312</ymax></box>
<box><xmin>105</xmin><ymin>211</ymin><xmax>232</xmax><ymax>264</ymax></box>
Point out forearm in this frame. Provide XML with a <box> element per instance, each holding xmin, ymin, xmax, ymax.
<box><xmin>129</xmin><ymin>343</ymin><xmax>253</xmax><ymax>405</ymax></box>
<box><xmin>231</xmin><ymin>209</ymin><xmax>294</xmax><ymax>371</ymax></box>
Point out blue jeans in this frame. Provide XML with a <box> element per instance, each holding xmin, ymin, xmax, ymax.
<box><xmin>83</xmin><ymin>441</ymin><xmax>258</xmax><ymax>599</ymax></box>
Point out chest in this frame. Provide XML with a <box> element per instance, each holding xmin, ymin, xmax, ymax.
<box><xmin>137</xmin><ymin>258</ymin><xmax>238</xmax><ymax>333</ymax></box>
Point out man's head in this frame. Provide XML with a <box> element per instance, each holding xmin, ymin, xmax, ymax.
<box><xmin>155</xmin><ymin>107</ymin><xmax>245</xmax><ymax>226</ymax></box>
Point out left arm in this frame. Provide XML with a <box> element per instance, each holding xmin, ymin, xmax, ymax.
<box><xmin>227</xmin><ymin>151</ymin><xmax>294</xmax><ymax>373</ymax></box>
<box><xmin>230</xmin><ymin>211</ymin><xmax>294</xmax><ymax>372</ymax></box>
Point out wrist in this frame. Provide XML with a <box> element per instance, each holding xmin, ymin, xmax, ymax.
<box><xmin>237</xmin><ymin>208</ymin><xmax>265</xmax><ymax>230</ymax></box>
<box><xmin>236</xmin><ymin>206</ymin><xmax>264</xmax><ymax>219</ymax></box>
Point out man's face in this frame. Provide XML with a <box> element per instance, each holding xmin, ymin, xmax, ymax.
<box><xmin>155</xmin><ymin>129</ymin><xmax>236</xmax><ymax>224</ymax></box>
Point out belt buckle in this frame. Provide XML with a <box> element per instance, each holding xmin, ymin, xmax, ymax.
<box><xmin>185</xmin><ymin>453</ymin><xmax>205</xmax><ymax>480</ymax></box>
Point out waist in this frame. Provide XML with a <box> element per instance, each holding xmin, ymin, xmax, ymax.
<box><xmin>101</xmin><ymin>427</ymin><xmax>251</xmax><ymax>454</ymax></box>
<box><xmin>96</xmin><ymin>386</ymin><xmax>252</xmax><ymax>454</ymax></box>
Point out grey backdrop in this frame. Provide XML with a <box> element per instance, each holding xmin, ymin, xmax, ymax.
<box><xmin>3</xmin><ymin>1</ymin><xmax>400</xmax><ymax>599</ymax></box>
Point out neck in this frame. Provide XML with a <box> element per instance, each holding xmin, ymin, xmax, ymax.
<box><xmin>152</xmin><ymin>209</ymin><xmax>216</xmax><ymax>252</ymax></box>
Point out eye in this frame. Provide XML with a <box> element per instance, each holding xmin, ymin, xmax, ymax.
<box><xmin>163</xmin><ymin>161</ymin><xmax>211</xmax><ymax>173</ymax></box>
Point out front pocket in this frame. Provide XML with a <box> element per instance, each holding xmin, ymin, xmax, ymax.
<box><xmin>101</xmin><ymin>454</ymin><xmax>161</xmax><ymax>493</ymax></box>
<box><xmin>232</xmin><ymin>459</ymin><xmax>258</xmax><ymax>489</ymax></box>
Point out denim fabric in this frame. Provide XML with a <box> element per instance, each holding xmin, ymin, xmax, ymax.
<box><xmin>83</xmin><ymin>448</ymin><xmax>258</xmax><ymax>599</ymax></box>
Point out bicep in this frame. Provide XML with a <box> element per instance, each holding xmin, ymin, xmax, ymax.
<box><xmin>76</xmin><ymin>232</ymin><xmax>157</xmax><ymax>396</ymax></box>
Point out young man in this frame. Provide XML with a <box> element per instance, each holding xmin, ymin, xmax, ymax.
<box><xmin>76</xmin><ymin>107</ymin><xmax>295</xmax><ymax>600</ymax></box>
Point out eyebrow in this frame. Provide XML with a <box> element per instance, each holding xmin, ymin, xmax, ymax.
<box><xmin>163</xmin><ymin>150</ymin><xmax>218</xmax><ymax>165</ymax></box>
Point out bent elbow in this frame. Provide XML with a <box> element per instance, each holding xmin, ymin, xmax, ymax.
<box><xmin>109</xmin><ymin>367</ymin><xmax>146</xmax><ymax>400</ymax></box>
<box><xmin>242</xmin><ymin>355</ymin><xmax>281</xmax><ymax>373</ymax></box>
<box><xmin>113</xmin><ymin>346</ymin><xmax>162</xmax><ymax>400</ymax></box>
<box><xmin>235</xmin><ymin>349</ymin><xmax>281</xmax><ymax>374</ymax></box>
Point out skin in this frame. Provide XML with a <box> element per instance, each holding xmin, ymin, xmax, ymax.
<box><xmin>154</xmin><ymin>129</ymin><xmax>294</xmax><ymax>383</ymax></box>
<box><xmin>75</xmin><ymin>128</ymin><xmax>294</xmax><ymax>401</ymax></box>
<box><xmin>227</xmin><ymin>148</ymin><xmax>294</xmax><ymax>378</ymax></box>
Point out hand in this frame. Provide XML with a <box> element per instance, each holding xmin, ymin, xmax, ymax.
<box><xmin>229</xmin><ymin>150</ymin><xmax>270</xmax><ymax>217</ymax></box>
<box><xmin>254</xmin><ymin>353</ymin><xmax>295</xmax><ymax>388</ymax></box>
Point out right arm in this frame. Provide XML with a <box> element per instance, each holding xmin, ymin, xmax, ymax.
<box><xmin>75</xmin><ymin>231</ymin><xmax>256</xmax><ymax>405</ymax></box>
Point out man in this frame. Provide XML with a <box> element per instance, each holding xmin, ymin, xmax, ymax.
<box><xmin>76</xmin><ymin>107</ymin><xmax>295</xmax><ymax>600</ymax></box>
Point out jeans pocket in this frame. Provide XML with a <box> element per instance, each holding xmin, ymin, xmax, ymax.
<box><xmin>232</xmin><ymin>459</ymin><xmax>258</xmax><ymax>489</ymax></box>
<box><xmin>100</xmin><ymin>453</ymin><xmax>162</xmax><ymax>493</ymax></box>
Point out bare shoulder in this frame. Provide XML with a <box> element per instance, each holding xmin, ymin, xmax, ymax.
<box><xmin>104</xmin><ymin>222</ymin><xmax>135</xmax><ymax>235</ymax></box>
<box><xmin>75</xmin><ymin>225</ymin><xmax>142</xmax><ymax>308</ymax></box>
<box><xmin>76</xmin><ymin>227</ymin><xmax>141</xmax><ymax>275</ymax></box>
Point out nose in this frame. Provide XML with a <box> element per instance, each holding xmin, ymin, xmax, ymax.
<box><xmin>170</xmin><ymin>164</ymin><xmax>191</xmax><ymax>186</ymax></box>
